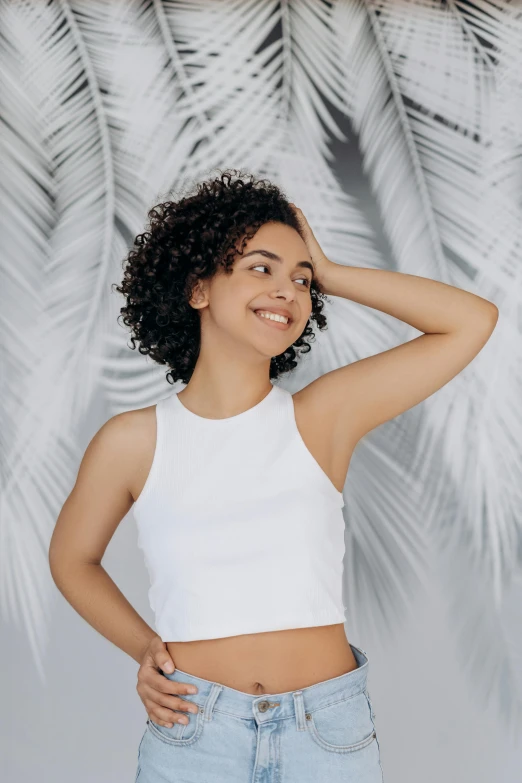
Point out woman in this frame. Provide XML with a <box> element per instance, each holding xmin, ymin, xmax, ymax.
<box><xmin>49</xmin><ymin>169</ymin><xmax>498</xmax><ymax>782</ymax></box>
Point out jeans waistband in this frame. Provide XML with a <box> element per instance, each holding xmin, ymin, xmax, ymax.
<box><xmin>161</xmin><ymin>643</ymin><xmax>369</xmax><ymax>723</ymax></box>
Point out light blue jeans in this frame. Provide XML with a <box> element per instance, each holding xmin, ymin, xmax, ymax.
<box><xmin>135</xmin><ymin>643</ymin><xmax>384</xmax><ymax>781</ymax></box>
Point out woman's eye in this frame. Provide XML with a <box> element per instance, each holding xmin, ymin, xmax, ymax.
<box><xmin>250</xmin><ymin>265</ymin><xmax>311</xmax><ymax>288</ymax></box>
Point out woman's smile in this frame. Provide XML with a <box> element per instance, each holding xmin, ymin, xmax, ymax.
<box><xmin>252</xmin><ymin>309</ymin><xmax>293</xmax><ymax>330</ymax></box>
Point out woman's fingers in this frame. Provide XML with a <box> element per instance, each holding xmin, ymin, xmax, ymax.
<box><xmin>147</xmin><ymin>688</ymin><xmax>199</xmax><ymax>714</ymax></box>
<box><xmin>137</xmin><ymin>664</ymin><xmax>196</xmax><ymax>699</ymax></box>
<box><xmin>136</xmin><ymin>634</ymin><xmax>199</xmax><ymax>728</ymax></box>
<box><xmin>149</xmin><ymin>705</ymin><xmax>191</xmax><ymax>727</ymax></box>
<box><xmin>139</xmin><ymin>657</ymin><xmax>198</xmax><ymax>697</ymax></box>
<box><xmin>148</xmin><ymin>635</ymin><xmax>176</xmax><ymax>674</ymax></box>
<box><xmin>143</xmin><ymin>687</ymin><xmax>199</xmax><ymax>726</ymax></box>
<box><xmin>139</xmin><ymin>678</ymin><xmax>200</xmax><ymax>727</ymax></box>
<box><xmin>137</xmin><ymin>676</ymin><xmax>197</xmax><ymax>726</ymax></box>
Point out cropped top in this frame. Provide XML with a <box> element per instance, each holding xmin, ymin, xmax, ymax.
<box><xmin>132</xmin><ymin>382</ymin><xmax>347</xmax><ymax>642</ymax></box>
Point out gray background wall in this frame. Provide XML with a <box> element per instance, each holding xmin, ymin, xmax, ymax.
<box><xmin>2</xmin><ymin>1</ymin><xmax>522</xmax><ymax>781</ymax></box>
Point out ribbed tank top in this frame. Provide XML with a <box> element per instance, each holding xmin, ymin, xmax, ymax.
<box><xmin>132</xmin><ymin>382</ymin><xmax>347</xmax><ymax>642</ymax></box>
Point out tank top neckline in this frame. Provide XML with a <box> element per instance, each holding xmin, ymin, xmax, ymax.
<box><xmin>172</xmin><ymin>382</ymin><xmax>278</xmax><ymax>423</ymax></box>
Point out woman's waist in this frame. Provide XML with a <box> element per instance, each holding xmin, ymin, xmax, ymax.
<box><xmin>165</xmin><ymin>623</ymin><xmax>357</xmax><ymax>695</ymax></box>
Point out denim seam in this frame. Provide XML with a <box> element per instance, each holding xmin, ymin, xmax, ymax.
<box><xmin>146</xmin><ymin>712</ymin><xmax>204</xmax><ymax>746</ymax></box>
<box><xmin>310</xmin><ymin>690</ymin><xmax>366</xmax><ymax>715</ymax></box>
<box><xmin>364</xmin><ymin>690</ymin><xmax>384</xmax><ymax>780</ymax></box>
<box><xmin>373</xmin><ymin>732</ymin><xmax>385</xmax><ymax>782</ymax></box>
<box><xmin>194</xmin><ymin>690</ymin><xmax>366</xmax><ymax>722</ymax></box>
<box><xmin>308</xmin><ymin>718</ymin><xmax>376</xmax><ymax>754</ymax></box>
<box><xmin>134</xmin><ymin>727</ymin><xmax>146</xmax><ymax>780</ymax></box>
<box><xmin>364</xmin><ymin>689</ymin><xmax>376</xmax><ymax>722</ymax></box>
<box><xmin>207</xmin><ymin>705</ymin><xmax>258</xmax><ymax>721</ymax></box>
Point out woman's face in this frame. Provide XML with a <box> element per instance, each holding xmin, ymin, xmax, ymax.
<box><xmin>192</xmin><ymin>221</ymin><xmax>314</xmax><ymax>359</ymax></box>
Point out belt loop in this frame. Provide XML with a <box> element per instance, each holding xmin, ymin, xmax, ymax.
<box><xmin>292</xmin><ymin>690</ymin><xmax>307</xmax><ymax>731</ymax></box>
<box><xmin>201</xmin><ymin>682</ymin><xmax>223</xmax><ymax>722</ymax></box>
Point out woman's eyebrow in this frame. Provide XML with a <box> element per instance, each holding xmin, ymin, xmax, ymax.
<box><xmin>242</xmin><ymin>249</ymin><xmax>313</xmax><ymax>274</ymax></box>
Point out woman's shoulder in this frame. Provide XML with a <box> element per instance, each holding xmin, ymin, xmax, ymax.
<box><xmin>104</xmin><ymin>402</ymin><xmax>157</xmax><ymax>444</ymax></box>
<box><xmin>87</xmin><ymin>404</ymin><xmax>160</xmax><ymax>505</ymax></box>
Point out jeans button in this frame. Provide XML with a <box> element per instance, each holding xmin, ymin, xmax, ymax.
<box><xmin>258</xmin><ymin>700</ymin><xmax>269</xmax><ymax>712</ymax></box>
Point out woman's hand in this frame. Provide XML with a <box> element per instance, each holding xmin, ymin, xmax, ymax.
<box><xmin>136</xmin><ymin>635</ymin><xmax>199</xmax><ymax>728</ymax></box>
<box><xmin>288</xmin><ymin>203</ymin><xmax>335</xmax><ymax>288</ymax></box>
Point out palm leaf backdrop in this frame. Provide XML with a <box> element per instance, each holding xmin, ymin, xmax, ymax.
<box><xmin>1</xmin><ymin>0</ymin><xmax>521</xmax><ymax>738</ymax></box>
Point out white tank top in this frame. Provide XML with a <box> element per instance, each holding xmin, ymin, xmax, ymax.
<box><xmin>132</xmin><ymin>382</ymin><xmax>347</xmax><ymax>642</ymax></box>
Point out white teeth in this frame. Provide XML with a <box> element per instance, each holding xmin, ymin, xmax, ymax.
<box><xmin>256</xmin><ymin>311</ymin><xmax>289</xmax><ymax>324</ymax></box>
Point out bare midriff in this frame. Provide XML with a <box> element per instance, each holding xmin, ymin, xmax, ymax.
<box><xmin>165</xmin><ymin>623</ymin><xmax>358</xmax><ymax>695</ymax></box>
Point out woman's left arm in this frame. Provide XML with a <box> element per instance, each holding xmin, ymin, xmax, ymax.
<box><xmin>291</xmin><ymin>205</ymin><xmax>499</xmax><ymax>444</ymax></box>
<box><xmin>319</xmin><ymin>262</ymin><xmax>498</xmax><ymax>336</ymax></box>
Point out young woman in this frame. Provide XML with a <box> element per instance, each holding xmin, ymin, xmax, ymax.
<box><xmin>49</xmin><ymin>169</ymin><xmax>498</xmax><ymax>782</ymax></box>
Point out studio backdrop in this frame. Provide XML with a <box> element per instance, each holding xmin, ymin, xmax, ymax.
<box><xmin>1</xmin><ymin>1</ymin><xmax>521</xmax><ymax>782</ymax></box>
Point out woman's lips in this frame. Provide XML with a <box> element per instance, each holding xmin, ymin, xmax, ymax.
<box><xmin>252</xmin><ymin>310</ymin><xmax>292</xmax><ymax>330</ymax></box>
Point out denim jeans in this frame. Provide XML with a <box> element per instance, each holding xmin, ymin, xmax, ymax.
<box><xmin>135</xmin><ymin>642</ymin><xmax>384</xmax><ymax>782</ymax></box>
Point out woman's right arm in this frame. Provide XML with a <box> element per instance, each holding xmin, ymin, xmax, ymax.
<box><xmin>48</xmin><ymin>410</ymin><xmax>157</xmax><ymax>664</ymax></box>
<box><xmin>48</xmin><ymin>410</ymin><xmax>199</xmax><ymax>728</ymax></box>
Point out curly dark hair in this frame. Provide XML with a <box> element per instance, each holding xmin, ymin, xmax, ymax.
<box><xmin>113</xmin><ymin>168</ymin><xmax>330</xmax><ymax>385</ymax></box>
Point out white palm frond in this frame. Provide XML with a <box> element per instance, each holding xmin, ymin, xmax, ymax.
<box><xmin>0</xmin><ymin>0</ymin><xmax>520</xmax><ymax>732</ymax></box>
<box><xmin>1</xmin><ymin>0</ymin><xmax>116</xmax><ymax>678</ymax></box>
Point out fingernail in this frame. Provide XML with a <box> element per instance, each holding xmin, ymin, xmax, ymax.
<box><xmin>188</xmin><ymin>686</ymin><xmax>197</xmax><ymax>693</ymax></box>
<box><xmin>163</xmin><ymin>662</ymin><xmax>174</xmax><ymax>672</ymax></box>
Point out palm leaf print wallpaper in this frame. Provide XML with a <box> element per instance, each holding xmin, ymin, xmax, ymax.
<box><xmin>1</xmin><ymin>1</ymin><xmax>521</xmax><ymax>781</ymax></box>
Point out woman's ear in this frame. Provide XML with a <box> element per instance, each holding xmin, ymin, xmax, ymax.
<box><xmin>188</xmin><ymin>278</ymin><xmax>209</xmax><ymax>311</ymax></box>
